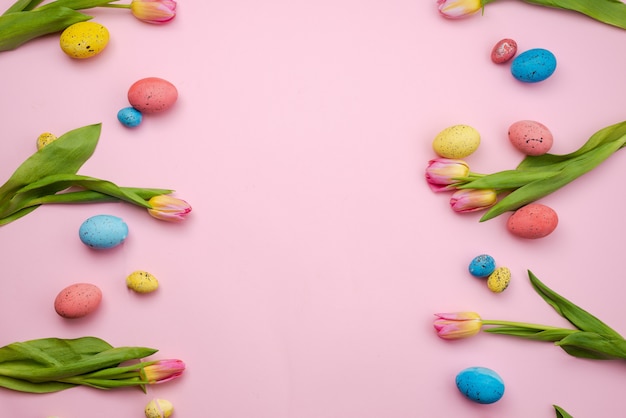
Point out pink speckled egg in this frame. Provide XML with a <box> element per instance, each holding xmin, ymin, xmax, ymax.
<box><xmin>491</xmin><ymin>38</ymin><xmax>517</xmax><ymax>64</ymax></box>
<box><xmin>128</xmin><ymin>77</ymin><xmax>178</xmax><ymax>114</ymax></box>
<box><xmin>508</xmin><ymin>120</ymin><xmax>553</xmax><ymax>156</ymax></box>
<box><xmin>506</xmin><ymin>203</ymin><xmax>558</xmax><ymax>239</ymax></box>
<box><xmin>54</xmin><ymin>283</ymin><xmax>102</xmax><ymax>319</ymax></box>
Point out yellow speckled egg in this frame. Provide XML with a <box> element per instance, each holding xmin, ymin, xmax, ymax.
<box><xmin>59</xmin><ymin>22</ymin><xmax>109</xmax><ymax>59</ymax></box>
<box><xmin>487</xmin><ymin>267</ymin><xmax>511</xmax><ymax>293</ymax></box>
<box><xmin>126</xmin><ymin>270</ymin><xmax>159</xmax><ymax>293</ymax></box>
<box><xmin>36</xmin><ymin>132</ymin><xmax>57</xmax><ymax>150</ymax></box>
<box><xmin>432</xmin><ymin>124</ymin><xmax>481</xmax><ymax>158</ymax></box>
<box><xmin>145</xmin><ymin>399</ymin><xmax>174</xmax><ymax>418</ymax></box>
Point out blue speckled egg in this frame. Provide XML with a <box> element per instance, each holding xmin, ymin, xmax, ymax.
<box><xmin>456</xmin><ymin>366</ymin><xmax>505</xmax><ymax>404</ymax></box>
<box><xmin>511</xmin><ymin>48</ymin><xmax>556</xmax><ymax>83</ymax></box>
<box><xmin>468</xmin><ymin>254</ymin><xmax>496</xmax><ymax>277</ymax></box>
<box><xmin>79</xmin><ymin>214</ymin><xmax>128</xmax><ymax>249</ymax></box>
<box><xmin>117</xmin><ymin>106</ymin><xmax>143</xmax><ymax>128</ymax></box>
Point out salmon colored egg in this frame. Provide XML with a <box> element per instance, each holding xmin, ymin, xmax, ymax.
<box><xmin>128</xmin><ymin>77</ymin><xmax>178</xmax><ymax>114</ymax></box>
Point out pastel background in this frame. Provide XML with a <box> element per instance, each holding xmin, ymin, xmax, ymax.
<box><xmin>1</xmin><ymin>1</ymin><xmax>626</xmax><ymax>417</ymax></box>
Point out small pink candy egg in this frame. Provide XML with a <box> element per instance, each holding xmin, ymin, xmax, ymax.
<box><xmin>54</xmin><ymin>283</ymin><xmax>102</xmax><ymax>319</ymax></box>
<box><xmin>506</xmin><ymin>203</ymin><xmax>558</xmax><ymax>239</ymax></box>
<box><xmin>128</xmin><ymin>77</ymin><xmax>178</xmax><ymax>114</ymax></box>
<box><xmin>508</xmin><ymin>120</ymin><xmax>554</xmax><ymax>156</ymax></box>
<box><xmin>491</xmin><ymin>38</ymin><xmax>517</xmax><ymax>64</ymax></box>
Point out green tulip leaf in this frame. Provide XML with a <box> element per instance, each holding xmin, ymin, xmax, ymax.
<box><xmin>554</xmin><ymin>405</ymin><xmax>574</xmax><ymax>418</ymax></box>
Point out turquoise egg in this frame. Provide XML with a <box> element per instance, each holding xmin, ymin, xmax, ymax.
<box><xmin>511</xmin><ymin>48</ymin><xmax>556</xmax><ymax>83</ymax></box>
<box><xmin>79</xmin><ymin>214</ymin><xmax>128</xmax><ymax>249</ymax></box>
<box><xmin>455</xmin><ymin>366</ymin><xmax>505</xmax><ymax>404</ymax></box>
<box><xmin>468</xmin><ymin>254</ymin><xmax>496</xmax><ymax>277</ymax></box>
<box><xmin>117</xmin><ymin>106</ymin><xmax>143</xmax><ymax>128</ymax></box>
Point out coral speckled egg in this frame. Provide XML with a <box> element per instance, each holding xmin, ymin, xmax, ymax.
<box><xmin>126</xmin><ymin>271</ymin><xmax>159</xmax><ymax>293</ymax></box>
<box><xmin>507</xmin><ymin>203</ymin><xmax>558</xmax><ymax>239</ymax></box>
<box><xmin>79</xmin><ymin>214</ymin><xmax>128</xmax><ymax>249</ymax></box>
<box><xmin>54</xmin><ymin>283</ymin><xmax>102</xmax><ymax>319</ymax></box>
<box><xmin>487</xmin><ymin>267</ymin><xmax>511</xmax><ymax>293</ymax></box>
<box><xmin>511</xmin><ymin>48</ymin><xmax>557</xmax><ymax>83</ymax></box>
<box><xmin>432</xmin><ymin>125</ymin><xmax>481</xmax><ymax>158</ymax></box>
<box><xmin>508</xmin><ymin>120</ymin><xmax>553</xmax><ymax>156</ymax></box>
<box><xmin>456</xmin><ymin>367</ymin><xmax>505</xmax><ymax>404</ymax></box>
<box><xmin>59</xmin><ymin>22</ymin><xmax>109</xmax><ymax>59</ymax></box>
<box><xmin>128</xmin><ymin>77</ymin><xmax>178</xmax><ymax>114</ymax></box>
<box><xmin>491</xmin><ymin>38</ymin><xmax>517</xmax><ymax>64</ymax></box>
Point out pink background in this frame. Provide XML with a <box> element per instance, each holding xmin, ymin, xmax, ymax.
<box><xmin>1</xmin><ymin>1</ymin><xmax>626</xmax><ymax>417</ymax></box>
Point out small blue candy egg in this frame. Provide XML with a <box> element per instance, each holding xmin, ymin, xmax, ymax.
<box><xmin>455</xmin><ymin>366</ymin><xmax>505</xmax><ymax>404</ymax></box>
<box><xmin>79</xmin><ymin>214</ymin><xmax>129</xmax><ymax>249</ymax></box>
<box><xmin>511</xmin><ymin>48</ymin><xmax>556</xmax><ymax>83</ymax></box>
<box><xmin>117</xmin><ymin>106</ymin><xmax>143</xmax><ymax>128</ymax></box>
<box><xmin>468</xmin><ymin>254</ymin><xmax>496</xmax><ymax>277</ymax></box>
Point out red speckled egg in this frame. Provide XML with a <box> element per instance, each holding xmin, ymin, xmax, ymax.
<box><xmin>128</xmin><ymin>77</ymin><xmax>178</xmax><ymax>114</ymax></box>
<box><xmin>506</xmin><ymin>203</ymin><xmax>558</xmax><ymax>239</ymax></box>
<box><xmin>508</xmin><ymin>120</ymin><xmax>553</xmax><ymax>156</ymax></box>
<box><xmin>54</xmin><ymin>283</ymin><xmax>102</xmax><ymax>319</ymax></box>
<box><xmin>491</xmin><ymin>38</ymin><xmax>517</xmax><ymax>64</ymax></box>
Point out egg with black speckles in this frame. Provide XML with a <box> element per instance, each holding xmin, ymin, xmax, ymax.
<box><xmin>468</xmin><ymin>254</ymin><xmax>496</xmax><ymax>277</ymax></box>
<box><xmin>511</xmin><ymin>48</ymin><xmax>557</xmax><ymax>83</ymax></box>
<box><xmin>487</xmin><ymin>266</ymin><xmax>511</xmax><ymax>293</ymax></box>
<box><xmin>36</xmin><ymin>132</ymin><xmax>57</xmax><ymax>150</ymax></box>
<box><xmin>126</xmin><ymin>271</ymin><xmax>159</xmax><ymax>293</ymax></box>
<box><xmin>507</xmin><ymin>203</ymin><xmax>558</xmax><ymax>239</ymax></box>
<box><xmin>79</xmin><ymin>214</ymin><xmax>128</xmax><ymax>249</ymax></box>
<box><xmin>145</xmin><ymin>399</ymin><xmax>174</xmax><ymax>418</ymax></box>
<box><xmin>117</xmin><ymin>107</ymin><xmax>143</xmax><ymax>128</ymax></box>
<box><xmin>128</xmin><ymin>77</ymin><xmax>178</xmax><ymax>114</ymax></box>
<box><xmin>456</xmin><ymin>366</ymin><xmax>505</xmax><ymax>404</ymax></box>
<box><xmin>508</xmin><ymin>120</ymin><xmax>553</xmax><ymax>156</ymax></box>
<box><xmin>432</xmin><ymin>125</ymin><xmax>480</xmax><ymax>158</ymax></box>
<box><xmin>54</xmin><ymin>283</ymin><xmax>102</xmax><ymax>319</ymax></box>
<box><xmin>59</xmin><ymin>22</ymin><xmax>109</xmax><ymax>59</ymax></box>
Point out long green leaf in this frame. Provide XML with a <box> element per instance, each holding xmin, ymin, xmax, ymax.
<box><xmin>528</xmin><ymin>271</ymin><xmax>623</xmax><ymax>339</ymax></box>
<box><xmin>0</xmin><ymin>7</ymin><xmax>91</xmax><ymax>52</ymax></box>
<box><xmin>556</xmin><ymin>332</ymin><xmax>626</xmax><ymax>360</ymax></box>
<box><xmin>0</xmin><ymin>124</ymin><xmax>101</xmax><ymax>207</ymax></box>
<box><xmin>554</xmin><ymin>405</ymin><xmax>574</xmax><ymax>418</ymax></box>
<box><xmin>0</xmin><ymin>375</ymin><xmax>76</xmax><ymax>393</ymax></box>
<box><xmin>520</xmin><ymin>0</ymin><xmax>626</xmax><ymax>30</ymax></box>
<box><xmin>37</xmin><ymin>0</ymin><xmax>122</xmax><ymax>11</ymax></box>
<box><xmin>2</xmin><ymin>0</ymin><xmax>46</xmax><ymax>14</ymax></box>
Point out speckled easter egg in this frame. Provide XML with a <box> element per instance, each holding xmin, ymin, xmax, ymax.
<box><xmin>491</xmin><ymin>38</ymin><xmax>517</xmax><ymax>64</ymax></box>
<box><xmin>79</xmin><ymin>214</ymin><xmax>128</xmax><ymax>249</ymax></box>
<box><xmin>511</xmin><ymin>48</ymin><xmax>557</xmax><ymax>83</ymax></box>
<box><xmin>128</xmin><ymin>77</ymin><xmax>178</xmax><ymax>114</ymax></box>
<box><xmin>145</xmin><ymin>399</ymin><xmax>174</xmax><ymax>418</ymax></box>
<box><xmin>126</xmin><ymin>271</ymin><xmax>159</xmax><ymax>293</ymax></box>
<box><xmin>468</xmin><ymin>254</ymin><xmax>496</xmax><ymax>278</ymax></box>
<box><xmin>456</xmin><ymin>366</ymin><xmax>505</xmax><ymax>404</ymax></box>
<box><xmin>508</xmin><ymin>120</ymin><xmax>553</xmax><ymax>156</ymax></box>
<box><xmin>36</xmin><ymin>132</ymin><xmax>57</xmax><ymax>150</ymax></box>
<box><xmin>487</xmin><ymin>266</ymin><xmax>511</xmax><ymax>293</ymax></box>
<box><xmin>59</xmin><ymin>22</ymin><xmax>109</xmax><ymax>59</ymax></box>
<box><xmin>432</xmin><ymin>125</ymin><xmax>480</xmax><ymax>158</ymax></box>
<box><xmin>117</xmin><ymin>106</ymin><xmax>143</xmax><ymax>128</ymax></box>
<box><xmin>54</xmin><ymin>283</ymin><xmax>102</xmax><ymax>319</ymax></box>
<box><xmin>507</xmin><ymin>203</ymin><xmax>558</xmax><ymax>239</ymax></box>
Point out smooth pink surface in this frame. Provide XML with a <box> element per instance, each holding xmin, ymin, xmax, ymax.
<box><xmin>1</xmin><ymin>2</ymin><xmax>626</xmax><ymax>417</ymax></box>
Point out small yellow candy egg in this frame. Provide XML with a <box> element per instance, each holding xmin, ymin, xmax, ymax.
<box><xmin>432</xmin><ymin>124</ymin><xmax>481</xmax><ymax>158</ymax></box>
<box><xmin>126</xmin><ymin>270</ymin><xmax>159</xmax><ymax>293</ymax></box>
<box><xmin>59</xmin><ymin>22</ymin><xmax>109</xmax><ymax>59</ymax></box>
<box><xmin>36</xmin><ymin>132</ymin><xmax>57</xmax><ymax>150</ymax></box>
<box><xmin>487</xmin><ymin>267</ymin><xmax>511</xmax><ymax>293</ymax></box>
<box><xmin>145</xmin><ymin>398</ymin><xmax>174</xmax><ymax>418</ymax></box>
